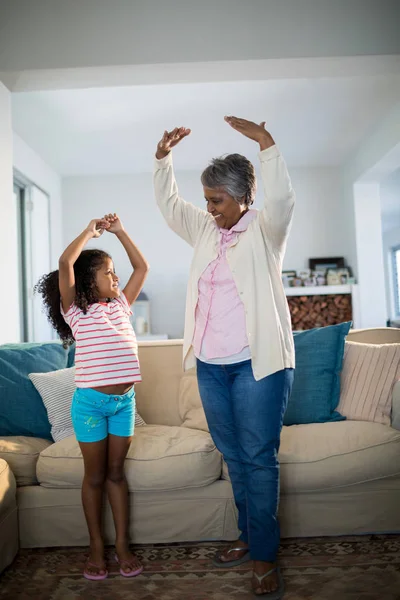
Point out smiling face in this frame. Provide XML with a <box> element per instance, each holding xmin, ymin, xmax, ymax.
<box><xmin>203</xmin><ymin>186</ymin><xmax>248</xmax><ymax>230</ymax></box>
<box><xmin>95</xmin><ymin>257</ymin><xmax>120</xmax><ymax>299</ymax></box>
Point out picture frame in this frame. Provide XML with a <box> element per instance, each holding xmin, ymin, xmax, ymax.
<box><xmin>326</xmin><ymin>269</ymin><xmax>342</xmax><ymax>285</ymax></box>
<box><xmin>309</xmin><ymin>257</ymin><xmax>345</xmax><ymax>272</ymax></box>
<box><xmin>282</xmin><ymin>270</ymin><xmax>296</xmax><ymax>287</ymax></box>
<box><xmin>337</xmin><ymin>268</ymin><xmax>350</xmax><ymax>284</ymax></box>
<box><xmin>315</xmin><ymin>272</ymin><xmax>326</xmax><ymax>286</ymax></box>
<box><xmin>292</xmin><ymin>277</ymin><xmax>303</xmax><ymax>287</ymax></box>
<box><xmin>298</xmin><ymin>269</ymin><xmax>311</xmax><ymax>281</ymax></box>
<box><xmin>304</xmin><ymin>276</ymin><xmax>316</xmax><ymax>287</ymax></box>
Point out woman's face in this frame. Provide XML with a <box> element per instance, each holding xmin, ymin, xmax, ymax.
<box><xmin>203</xmin><ymin>186</ymin><xmax>248</xmax><ymax>230</ymax></box>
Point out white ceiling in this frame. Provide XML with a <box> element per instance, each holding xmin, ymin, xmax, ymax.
<box><xmin>11</xmin><ymin>74</ymin><xmax>400</xmax><ymax>176</ymax></box>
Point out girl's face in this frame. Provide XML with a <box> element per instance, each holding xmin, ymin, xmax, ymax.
<box><xmin>95</xmin><ymin>257</ymin><xmax>120</xmax><ymax>300</ymax></box>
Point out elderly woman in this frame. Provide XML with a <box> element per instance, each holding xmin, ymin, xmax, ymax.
<box><xmin>153</xmin><ymin>117</ymin><xmax>295</xmax><ymax>598</ymax></box>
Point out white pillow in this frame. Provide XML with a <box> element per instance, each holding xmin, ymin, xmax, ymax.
<box><xmin>29</xmin><ymin>367</ymin><xmax>146</xmax><ymax>442</ymax></box>
<box><xmin>338</xmin><ymin>341</ymin><xmax>400</xmax><ymax>425</ymax></box>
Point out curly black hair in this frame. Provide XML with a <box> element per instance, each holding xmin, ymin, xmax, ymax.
<box><xmin>34</xmin><ymin>249</ymin><xmax>111</xmax><ymax>346</ymax></box>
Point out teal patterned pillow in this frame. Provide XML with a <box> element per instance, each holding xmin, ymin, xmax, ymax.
<box><xmin>284</xmin><ymin>322</ymin><xmax>351</xmax><ymax>425</ymax></box>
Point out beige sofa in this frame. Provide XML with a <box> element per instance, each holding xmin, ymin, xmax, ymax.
<box><xmin>0</xmin><ymin>459</ymin><xmax>18</xmax><ymax>573</ymax></box>
<box><xmin>1</xmin><ymin>329</ymin><xmax>400</xmax><ymax>565</ymax></box>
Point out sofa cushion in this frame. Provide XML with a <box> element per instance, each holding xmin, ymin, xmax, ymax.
<box><xmin>29</xmin><ymin>367</ymin><xmax>146</xmax><ymax>442</ymax></box>
<box><xmin>0</xmin><ymin>436</ymin><xmax>52</xmax><ymax>486</ymax></box>
<box><xmin>279</xmin><ymin>421</ymin><xmax>400</xmax><ymax>492</ymax></box>
<box><xmin>0</xmin><ymin>342</ymin><xmax>71</xmax><ymax>439</ymax></box>
<box><xmin>179</xmin><ymin>368</ymin><xmax>208</xmax><ymax>432</ymax></box>
<box><xmin>284</xmin><ymin>322</ymin><xmax>351</xmax><ymax>425</ymax></box>
<box><xmin>337</xmin><ymin>341</ymin><xmax>400</xmax><ymax>426</ymax></box>
<box><xmin>0</xmin><ymin>458</ymin><xmax>17</xmax><ymax>517</ymax></box>
<box><xmin>37</xmin><ymin>425</ymin><xmax>222</xmax><ymax>491</ymax></box>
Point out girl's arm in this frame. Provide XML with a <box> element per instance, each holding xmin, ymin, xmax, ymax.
<box><xmin>104</xmin><ymin>213</ymin><xmax>149</xmax><ymax>305</ymax></box>
<box><xmin>59</xmin><ymin>219</ymin><xmax>108</xmax><ymax>313</ymax></box>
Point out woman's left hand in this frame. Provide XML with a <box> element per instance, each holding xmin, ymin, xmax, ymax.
<box><xmin>224</xmin><ymin>116</ymin><xmax>275</xmax><ymax>150</ymax></box>
<box><xmin>103</xmin><ymin>213</ymin><xmax>124</xmax><ymax>234</ymax></box>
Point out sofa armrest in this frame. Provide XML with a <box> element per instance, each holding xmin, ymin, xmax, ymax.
<box><xmin>392</xmin><ymin>381</ymin><xmax>400</xmax><ymax>431</ymax></box>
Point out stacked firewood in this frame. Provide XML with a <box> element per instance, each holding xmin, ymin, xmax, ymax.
<box><xmin>287</xmin><ymin>294</ymin><xmax>352</xmax><ymax>330</ymax></box>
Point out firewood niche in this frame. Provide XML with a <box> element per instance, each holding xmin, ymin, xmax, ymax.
<box><xmin>285</xmin><ymin>285</ymin><xmax>353</xmax><ymax>330</ymax></box>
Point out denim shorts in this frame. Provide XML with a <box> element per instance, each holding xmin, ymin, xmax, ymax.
<box><xmin>71</xmin><ymin>386</ymin><xmax>136</xmax><ymax>443</ymax></box>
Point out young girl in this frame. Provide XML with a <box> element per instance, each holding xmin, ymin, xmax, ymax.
<box><xmin>36</xmin><ymin>213</ymin><xmax>149</xmax><ymax>581</ymax></box>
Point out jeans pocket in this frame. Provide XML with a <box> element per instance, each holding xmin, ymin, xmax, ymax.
<box><xmin>75</xmin><ymin>389</ymin><xmax>102</xmax><ymax>409</ymax></box>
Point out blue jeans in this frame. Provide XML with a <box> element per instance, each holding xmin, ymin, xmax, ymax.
<box><xmin>196</xmin><ymin>359</ymin><xmax>294</xmax><ymax>562</ymax></box>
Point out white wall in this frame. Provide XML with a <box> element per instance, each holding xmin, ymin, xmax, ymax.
<box><xmin>63</xmin><ymin>166</ymin><xmax>350</xmax><ymax>338</ymax></box>
<box><xmin>343</xmin><ymin>103</ymin><xmax>400</xmax><ymax>328</ymax></box>
<box><xmin>381</xmin><ymin>169</ymin><xmax>400</xmax><ymax>320</ymax></box>
<box><xmin>383</xmin><ymin>226</ymin><xmax>400</xmax><ymax>320</ymax></box>
<box><xmin>353</xmin><ymin>182</ymin><xmax>387</xmax><ymax>328</ymax></box>
<box><xmin>284</xmin><ymin>167</ymin><xmax>353</xmax><ymax>272</ymax></box>
<box><xmin>1</xmin><ymin>0</ymin><xmax>399</xmax><ymax>73</ymax></box>
<box><xmin>0</xmin><ymin>82</ymin><xmax>20</xmax><ymax>343</ymax></box>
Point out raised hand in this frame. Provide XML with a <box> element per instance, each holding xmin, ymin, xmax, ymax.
<box><xmin>224</xmin><ymin>116</ymin><xmax>275</xmax><ymax>150</ymax></box>
<box><xmin>85</xmin><ymin>218</ymin><xmax>109</xmax><ymax>239</ymax></box>
<box><xmin>156</xmin><ymin>127</ymin><xmax>191</xmax><ymax>159</ymax></box>
<box><xmin>103</xmin><ymin>213</ymin><xmax>124</xmax><ymax>234</ymax></box>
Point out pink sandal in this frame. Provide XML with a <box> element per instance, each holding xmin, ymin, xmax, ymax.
<box><xmin>83</xmin><ymin>559</ymin><xmax>108</xmax><ymax>581</ymax></box>
<box><xmin>115</xmin><ymin>553</ymin><xmax>143</xmax><ymax>578</ymax></box>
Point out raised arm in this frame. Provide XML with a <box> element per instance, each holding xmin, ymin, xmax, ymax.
<box><xmin>58</xmin><ymin>219</ymin><xmax>108</xmax><ymax>313</ymax></box>
<box><xmin>224</xmin><ymin>116</ymin><xmax>295</xmax><ymax>253</ymax></box>
<box><xmin>154</xmin><ymin>127</ymin><xmax>209</xmax><ymax>247</ymax></box>
<box><xmin>103</xmin><ymin>213</ymin><xmax>149</xmax><ymax>305</ymax></box>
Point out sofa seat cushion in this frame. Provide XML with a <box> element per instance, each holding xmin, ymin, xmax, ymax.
<box><xmin>37</xmin><ymin>425</ymin><xmax>222</xmax><ymax>491</ymax></box>
<box><xmin>279</xmin><ymin>421</ymin><xmax>400</xmax><ymax>492</ymax></box>
<box><xmin>0</xmin><ymin>436</ymin><xmax>52</xmax><ymax>486</ymax></box>
<box><xmin>0</xmin><ymin>458</ymin><xmax>16</xmax><ymax>517</ymax></box>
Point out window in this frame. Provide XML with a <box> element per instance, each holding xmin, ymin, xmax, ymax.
<box><xmin>13</xmin><ymin>181</ymin><xmax>28</xmax><ymax>341</ymax></box>
<box><xmin>13</xmin><ymin>171</ymin><xmax>54</xmax><ymax>342</ymax></box>
<box><xmin>392</xmin><ymin>245</ymin><xmax>400</xmax><ymax>317</ymax></box>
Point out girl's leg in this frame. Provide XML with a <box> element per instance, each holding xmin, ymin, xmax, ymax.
<box><xmin>106</xmin><ymin>434</ymin><xmax>142</xmax><ymax>573</ymax></box>
<box><xmin>79</xmin><ymin>439</ymin><xmax>108</xmax><ymax>576</ymax></box>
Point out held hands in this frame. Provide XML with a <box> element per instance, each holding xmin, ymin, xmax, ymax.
<box><xmin>85</xmin><ymin>218</ymin><xmax>109</xmax><ymax>238</ymax></box>
<box><xmin>85</xmin><ymin>214</ymin><xmax>124</xmax><ymax>238</ymax></box>
<box><xmin>103</xmin><ymin>213</ymin><xmax>124</xmax><ymax>234</ymax></box>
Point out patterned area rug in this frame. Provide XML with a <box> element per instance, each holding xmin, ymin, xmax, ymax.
<box><xmin>1</xmin><ymin>535</ymin><xmax>400</xmax><ymax>600</ymax></box>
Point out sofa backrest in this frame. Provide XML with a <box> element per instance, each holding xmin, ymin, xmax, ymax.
<box><xmin>347</xmin><ymin>327</ymin><xmax>400</xmax><ymax>344</ymax></box>
<box><xmin>135</xmin><ymin>328</ymin><xmax>400</xmax><ymax>427</ymax></box>
<box><xmin>135</xmin><ymin>340</ymin><xmax>184</xmax><ymax>426</ymax></box>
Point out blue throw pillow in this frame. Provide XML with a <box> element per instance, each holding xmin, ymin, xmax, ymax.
<box><xmin>284</xmin><ymin>322</ymin><xmax>351</xmax><ymax>426</ymax></box>
<box><xmin>67</xmin><ymin>344</ymin><xmax>76</xmax><ymax>367</ymax></box>
<box><xmin>0</xmin><ymin>342</ymin><xmax>70</xmax><ymax>439</ymax></box>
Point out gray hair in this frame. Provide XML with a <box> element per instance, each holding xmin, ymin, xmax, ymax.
<box><xmin>201</xmin><ymin>153</ymin><xmax>256</xmax><ymax>206</ymax></box>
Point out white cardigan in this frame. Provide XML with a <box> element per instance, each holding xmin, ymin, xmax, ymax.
<box><xmin>153</xmin><ymin>145</ymin><xmax>296</xmax><ymax>380</ymax></box>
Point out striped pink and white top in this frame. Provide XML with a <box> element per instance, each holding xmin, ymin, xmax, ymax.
<box><xmin>61</xmin><ymin>292</ymin><xmax>141</xmax><ymax>388</ymax></box>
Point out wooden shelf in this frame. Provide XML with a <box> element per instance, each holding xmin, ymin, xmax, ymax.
<box><xmin>285</xmin><ymin>284</ymin><xmax>353</xmax><ymax>296</ymax></box>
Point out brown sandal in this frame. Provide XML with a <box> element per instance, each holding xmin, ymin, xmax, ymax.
<box><xmin>252</xmin><ymin>566</ymin><xmax>284</xmax><ymax>598</ymax></box>
<box><xmin>213</xmin><ymin>546</ymin><xmax>250</xmax><ymax>568</ymax></box>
